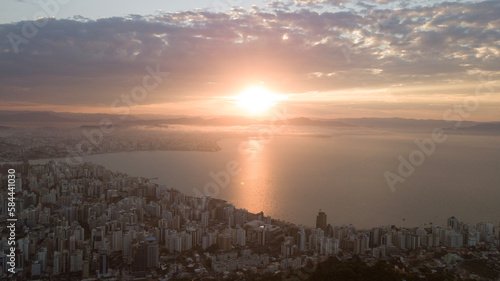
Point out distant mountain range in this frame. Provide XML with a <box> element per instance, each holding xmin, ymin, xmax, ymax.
<box><xmin>450</xmin><ymin>122</ymin><xmax>500</xmax><ymax>132</ymax></box>
<box><xmin>335</xmin><ymin>117</ymin><xmax>480</xmax><ymax>129</ymax></box>
<box><xmin>123</xmin><ymin>116</ymin><xmax>356</xmax><ymax>127</ymax></box>
<box><xmin>0</xmin><ymin>111</ymin><xmax>78</xmax><ymax>123</ymax></box>
<box><xmin>1</xmin><ymin>111</ymin><xmax>499</xmax><ymax>132</ymax></box>
<box><xmin>0</xmin><ymin>111</ymin><xmax>142</xmax><ymax>123</ymax></box>
<box><xmin>0</xmin><ymin>111</ymin><xmax>354</xmax><ymax>127</ymax></box>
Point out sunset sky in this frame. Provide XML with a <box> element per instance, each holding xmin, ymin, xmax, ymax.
<box><xmin>0</xmin><ymin>0</ymin><xmax>499</xmax><ymax>120</ymax></box>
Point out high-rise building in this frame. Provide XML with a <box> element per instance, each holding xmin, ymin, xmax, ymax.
<box><xmin>370</xmin><ymin>228</ymin><xmax>380</xmax><ymax>247</ymax></box>
<box><xmin>31</xmin><ymin>261</ymin><xmax>42</xmax><ymax>277</ymax></box>
<box><xmin>281</xmin><ymin>236</ymin><xmax>294</xmax><ymax>258</ymax></box>
<box><xmin>217</xmin><ymin>234</ymin><xmax>232</xmax><ymax>251</ymax></box>
<box><xmin>202</xmin><ymin>234</ymin><xmax>210</xmax><ymax>250</ymax></box>
<box><xmin>236</xmin><ymin>228</ymin><xmax>246</xmax><ymax>246</ymax></box>
<box><xmin>112</xmin><ymin>230</ymin><xmax>123</xmax><ymax>252</ymax></box>
<box><xmin>53</xmin><ymin>251</ymin><xmax>61</xmax><ymax>276</ymax></box>
<box><xmin>36</xmin><ymin>248</ymin><xmax>47</xmax><ymax>272</ymax></box>
<box><xmin>146</xmin><ymin>237</ymin><xmax>159</xmax><ymax>268</ymax></box>
<box><xmin>133</xmin><ymin>238</ymin><xmax>159</xmax><ymax>272</ymax></box>
<box><xmin>316</xmin><ymin>210</ymin><xmax>327</xmax><ymax>231</ymax></box>
<box><xmin>99</xmin><ymin>250</ymin><xmax>108</xmax><ymax>276</ymax></box>
<box><xmin>70</xmin><ymin>250</ymin><xmax>83</xmax><ymax>272</ymax></box>
<box><xmin>297</xmin><ymin>228</ymin><xmax>306</xmax><ymax>252</ymax></box>
<box><xmin>82</xmin><ymin>260</ymin><xmax>90</xmax><ymax>278</ymax></box>
<box><xmin>201</xmin><ymin>211</ymin><xmax>209</xmax><ymax>227</ymax></box>
<box><xmin>443</xmin><ymin>229</ymin><xmax>463</xmax><ymax>247</ymax></box>
<box><xmin>447</xmin><ymin>216</ymin><xmax>459</xmax><ymax>230</ymax></box>
<box><xmin>381</xmin><ymin>233</ymin><xmax>392</xmax><ymax>246</ymax></box>
<box><xmin>132</xmin><ymin>243</ymin><xmax>148</xmax><ymax>272</ymax></box>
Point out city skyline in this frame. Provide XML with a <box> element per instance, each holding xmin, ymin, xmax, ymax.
<box><xmin>1</xmin><ymin>0</ymin><xmax>500</xmax><ymax>280</ymax></box>
<box><xmin>1</xmin><ymin>161</ymin><xmax>499</xmax><ymax>279</ymax></box>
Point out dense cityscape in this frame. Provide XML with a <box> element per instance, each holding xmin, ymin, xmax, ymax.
<box><xmin>0</xmin><ymin>161</ymin><xmax>499</xmax><ymax>280</ymax></box>
<box><xmin>0</xmin><ymin>126</ymin><xmax>221</xmax><ymax>163</ymax></box>
<box><xmin>2</xmin><ymin>0</ymin><xmax>500</xmax><ymax>280</ymax></box>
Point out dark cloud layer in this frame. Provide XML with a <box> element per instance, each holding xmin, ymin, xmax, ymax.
<box><xmin>0</xmin><ymin>0</ymin><xmax>499</xmax><ymax>108</ymax></box>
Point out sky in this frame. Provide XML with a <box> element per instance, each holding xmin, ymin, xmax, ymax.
<box><xmin>0</xmin><ymin>0</ymin><xmax>499</xmax><ymax>121</ymax></box>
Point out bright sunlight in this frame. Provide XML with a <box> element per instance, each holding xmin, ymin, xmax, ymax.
<box><xmin>232</xmin><ymin>86</ymin><xmax>287</xmax><ymax>114</ymax></box>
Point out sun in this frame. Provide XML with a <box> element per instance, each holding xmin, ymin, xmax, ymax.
<box><xmin>232</xmin><ymin>86</ymin><xmax>286</xmax><ymax>114</ymax></box>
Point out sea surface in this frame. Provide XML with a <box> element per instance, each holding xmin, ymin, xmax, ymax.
<box><xmin>32</xmin><ymin>128</ymin><xmax>500</xmax><ymax>229</ymax></box>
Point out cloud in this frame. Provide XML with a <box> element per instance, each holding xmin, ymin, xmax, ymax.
<box><xmin>0</xmin><ymin>0</ymin><xmax>498</xmax><ymax>115</ymax></box>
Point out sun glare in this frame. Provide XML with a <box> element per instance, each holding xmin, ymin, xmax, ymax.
<box><xmin>233</xmin><ymin>86</ymin><xmax>286</xmax><ymax>114</ymax></box>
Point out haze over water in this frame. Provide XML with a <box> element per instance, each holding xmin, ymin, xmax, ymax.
<box><xmin>35</xmin><ymin>128</ymin><xmax>500</xmax><ymax>229</ymax></box>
